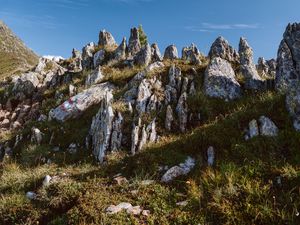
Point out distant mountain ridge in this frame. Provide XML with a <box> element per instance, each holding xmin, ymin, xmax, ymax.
<box><xmin>0</xmin><ymin>20</ymin><xmax>38</xmax><ymax>79</ymax></box>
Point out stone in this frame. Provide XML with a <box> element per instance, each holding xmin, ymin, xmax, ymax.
<box><xmin>131</xmin><ymin>118</ymin><xmax>141</xmax><ymax>155</ymax></box>
<box><xmin>113</xmin><ymin>37</ymin><xmax>127</xmax><ymax>61</ymax></box>
<box><xmin>239</xmin><ymin>37</ymin><xmax>264</xmax><ymax>90</ymax></box>
<box><xmin>176</xmin><ymin>200</ymin><xmax>188</xmax><ymax>206</ymax></box>
<box><xmin>151</xmin><ymin>43</ymin><xmax>163</xmax><ymax>62</ymax></box>
<box><xmin>43</xmin><ymin>175</ymin><xmax>52</xmax><ymax>186</ymax></box>
<box><xmin>106</xmin><ymin>202</ymin><xmax>133</xmax><ymax>214</ymax></box>
<box><xmin>134</xmin><ymin>43</ymin><xmax>151</xmax><ymax>66</ymax></box>
<box><xmin>209</xmin><ymin>36</ymin><xmax>239</xmax><ymax>64</ymax></box>
<box><xmin>258</xmin><ymin>116</ymin><xmax>278</xmax><ymax>136</ymax></box>
<box><xmin>135</xmin><ymin>79</ymin><xmax>152</xmax><ymax>113</ymax></box>
<box><xmin>98</xmin><ymin>30</ymin><xmax>116</xmax><ymax>48</ymax></box>
<box><xmin>164</xmin><ymin>45</ymin><xmax>178</xmax><ymax>60</ymax></box>
<box><xmin>276</xmin><ymin>23</ymin><xmax>300</xmax><ymax>92</ymax></box>
<box><xmin>93</xmin><ymin>49</ymin><xmax>106</xmax><ymax>68</ymax></box>
<box><xmin>113</xmin><ymin>175</ymin><xmax>128</xmax><ymax>185</ymax></box>
<box><xmin>31</xmin><ymin>127</ymin><xmax>43</xmax><ymax>145</ymax></box>
<box><xmin>248</xmin><ymin>119</ymin><xmax>259</xmax><ymax>139</ymax></box>
<box><xmin>26</xmin><ymin>191</ymin><xmax>37</xmax><ymax>200</ymax></box>
<box><xmin>128</xmin><ymin>27</ymin><xmax>141</xmax><ymax>57</ymax></box>
<box><xmin>182</xmin><ymin>43</ymin><xmax>202</xmax><ymax>65</ymax></box>
<box><xmin>12</xmin><ymin>72</ymin><xmax>39</xmax><ymax>97</ymax></box>
<box><xmin>286</xmin><ymin>85</ymin><xmax>300</xmax><ymax>131</ymax></box>
<box><xmin>257</xmin><ymin>57</ymin><xmax>276</xmax><ymax>79</ymax></box>
<box><xmin>142</xmin><ymin>210</ymin><xmax>151</xmax><ymax>217</ymax></box>
<box><xmin>110</xmin><ymin>112</ymin><xmax>123</xmax><ymax>151</ymax></box>
<box><xmin>82</xmin><ymin>42</ymin><xmax>95</xmax><ymax>70</ymax></box>
<box><xmin>68</xmin><ymin>49</ymin><xmax>82</xmax><ymax>73</ymax></box>
<box><xmin>204</xmin><ymin>57</ymin><xmax>241</xmax><ymax>101</ymax></box>
<box><xmin>85</xmin><ymin>66</ymin><xmax>104</xmax><ymax>86</ymax></box>
<box><xmin>176</xmin><ymin>92</ymin><xmax>188</xmax><ymax>133</ymax></box>
<box><xmin>126</xmin><ymin>206</ymin><xmax>142</xmax><ymax>215</ymax></box>
<box><xmin>161</xmin><ymin>157</ymin><xmax>195</xmax><ymax>182</ymax></box>
<box><xmin>207</xmin><ymin>146</ymin><xmax>215</xmax><ymax>166</ymax></box>
<box><xmin>69</xmin><ymin>84</ymin><xmax>76</xmax><ymax>97</ymax></box>
<box><xmin>0</xmin><ymin>118</ymin><xmax>10</xmax><ymax>128</ymax></box>
<box><xmin>165</xmin><ymin>105</ymin><xmax>174</xmax><ymax>131</ymax></box>
<box><xmin>49</xmin><ymin>82</ymin><xmax>114</xmax><ymax>122</ymax></box>
<box><xmin>67</xmin><ymin>143</ymin><xmax>78</xmax><ymax>154</ymax></box>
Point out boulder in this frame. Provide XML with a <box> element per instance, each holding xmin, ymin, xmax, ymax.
<box><xmin>68</xmin><ymin>49</ymin><xmax>82</xmax><ymax>72</ymax></box>
<box><xmin>164</xmin><ymin>45</ymin><xmax>178</xmax><ymax>60</ymax></box>
<box><xmin>276</xmin><ymin>23</ymin><xmax>300</xmax><ymax>92</ymax></box>
<box><xmin>151</xmin><ymin>43</ymin><xmax>163</xmax><ymax>62</ymax></box>
<box><xmin>93</xmin><ymin>49</ymin><xmax>106</xmax><ymax>68</ymax></box>
<box><xmin>207</xmin><ymin>146</ymin><xmax>215</xmax><ymax>166</ymax></box>
<box><xmin>182</xmin><ymin>43</ymin><xmax>202</xmax><ymax>65</ymax></box>
<box><xmin>209</xmin><ymin>36</ymin><xmax>239</xmax><ymax>64</ymax></box>
<box><xmin>113</xmin><ymin>37</ymin><xmax>127</xmax><ymax>61</ymax></box>
<box><xmin>239</xmin><ymin>37</ymin><xmax>264</xmax><ymax>90</ymax></box>
<box><xmin>134</xmin><ymin>43</ymin><xmax>151</xmax><ymax>66</ymax></box>
<box><xmin>176</xmin><ymin>92</ymin><xmax>188</xmax><ymax>133</ymax></box>
<box><xmin>165</xmin><ymin>105</ymin><xmax>174</xmax><ymax>131</ymax></box>
<box><xmin>49</xmin><ymin>82</ymin><xmax>114</xmax><ymax>122</ymax></box>
<box><xmin>204</xmin><ymin>57</ymin><xmax>241</xmax><ymax>101</ymax></box>
<box><xmin>128</xmin><ymin>27</ymin><xmax>141</xmax><ymax>57</ymax></box>
<box><xmin>85</xmin><ymin>66</ymin><xmax>104</xmax><ymax>86</ymax></box>
<box><xmin>82</xmin><ymin>42</ymin><xmax>95</xmax><ymax>70</ymax></box>
<box><xmin>31</xmin><ymin>127</ymin><xmax>43</xmax><ymax>145</ymax></box>
<box><xmin>259</xmin><ymin>116</ymin><xmax>278</xmax><ymax>136</ymax></box>
<box><xmin>98</xmin><ymin>30</ymin><xmax>116</xmax><ymax>48</ymax></box>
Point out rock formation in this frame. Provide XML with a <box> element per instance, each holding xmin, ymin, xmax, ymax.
<box><xmin>98</xmin><ymin>30</ymin><xmax>117</xmax><ymax>48</ymax></box>
<box><xmin>164</xmin><ymin>45</ymin><xmax>178</xmax><ymax>60</ymax></box>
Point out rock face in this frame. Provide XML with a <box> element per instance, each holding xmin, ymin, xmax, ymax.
<box><xmin>82</xmin><ymin>42</ymin><xmax>95</xmax><ymax>70</ymax></box>
<box><xmin>134</xmin><ymin>43</ymin><xmax>151</xmax><ymax>66</ymax></box>
<box><xmin>85</xmin><ymin>67</ymin><xmax>104</xmax><ymax>86</ymax></box>
<box><xmin>113</xmin><ymin>37</ymin><xmax>127</xmax><ymax>61</ymax></box>
<box><xmin>98</xmin><ymin>30</ymin><xmax>116</xmax><ymax>48</ymax></box>
<box><xmin>68</xmin><ymin>49</ymin><xmax>82</xmax><ymax>72</ymax></box>
<box><xmin>165</xmin><ymin>105</ymin><xmax>174</xmax><ymax>131</ymax></box>
<box><xmin>87</xmin><ymin>93</ymin><xmax>123</xmax><ymax>162</ymax></box>
<box><xmin>209</xmin><ymin>36</ymin><xmax>239</xmax><ymax>64</ymax></box>
<box><xmin>286</xmin><ymin>86</ymin><xmax>300</xmax><ymax>131</ymax></box>
<box><xmin>128</xmin><ymin>27</ymin><xmax>141</xmax><ymax>57</ymax></box>
<box><xmin>49</xmin><ymin>82</ymin><xmax>114</xmax><ymax>122</ymax></box>
<box><xmin>204</xmin><ymin>57</ymin><xmax>241</xmax><ymax>101</ymax></box>
<box><xmin>93</xmin><ymin>50</ymin><xmax>106</xmax><ymax>68</ymax></box>
<box><xmin>276</xmin><ymin>23</ymin><xmax>300</xmax><ymax>92</ymax></box>
<box><xmin>239</xmin><ymin>37</ymin><xmax>264</xmax><ymax>90</ymax></box>
<box><xmin>164</xmin><ymin>45</ymin><xmax>178</xmax><ymax>60</ymax></box>
<box><xmin>151</xmin><ymin>43</ymin><xmax>163</xmax><ymax>62</ymax></box>
<box><xmin>182</xmin><ymin>44</ymin><xmax>202</xmax><ymax>65</ymax></box>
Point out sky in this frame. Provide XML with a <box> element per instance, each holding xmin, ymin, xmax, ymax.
<box><xmin>1</xmin><ymin>0</ymin><xmax>300</xmax><ymax>61</ymax></box>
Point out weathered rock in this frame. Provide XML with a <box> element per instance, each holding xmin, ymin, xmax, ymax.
<box><xmin>135</xmin><ymin>79</ymin><xmax>152</xmax><ymax>113</ymax></box>
<box><xmin>82</xmin><ymin>42</ymin><xmax>95</xmax><ymax>70</ymax></box>
<box><xmin>49</xmin><ymin>82</ymin><xmax>114</xmax><ymax>122</ymax></box>
<box><xmin>207</xmin><ymin>146</ymin><xmax>215</xmax><ymax>166</ymax></box>
<box><xmin>182</xmin><ymin>43</ymin><xmax>202</xmax><ymax>65</ymax></box>
<box><xmin>176</xmin><ymin>92</ymin><xmax>188</xmax><ymax>133</ymax></box>
<box><xmin>276</xmin><ymin>23</ymin><xmax>300</xmax><ymax>92</ymax></box>
<box><xmin>161</xmin><ymin>157</ymin><xmax>195</xmax><ymax>182</ymax></box>
<box><xmin>31</xmin><ymin>127</ymin><xmax>43</xmax><ymax>145</ymax></box>
<box><xmin>93</xmin><ymin>50</ymin><xmax>106</xmax><ymax>68</ymax></box>
<box><xmin>209</xmin><ymin>36</ymin><xmax>239</xmax><ymax>64</ymax></box>
<box><xmin>257</xmin><ymin>57</ymin><xmax>276</xmax><ymax>79</ymax></box>
<box><xmin>164</xmin><ymin>45</ymin><xmax>178</xmax><ymax>60</ymax></box>
<box><xmin>113</xmin><ymin>37</ymin><xmax>127</xmax><ymax>61</ymax></box>
<box><xmin>106</xmin><ymin>202</ymin><xmax>133</xmax><ymax>214</ymax></box>
<box><xmin>12</xmin><ymin>72</ymin><xmax>39</xmax><ymax>97</ymax></box>
<box><xmin>26</xmin><ymin>192</ymin><xmax>37</xmax><ymax>200</ymax></box>
<box><xmin>43</xmin><ymin>175</ymin><xmax>52</xmax><ymax>186</ymax></box>
<box><xmin>128</xmin><ymin>27</ymin><xmax>141</xmax><ymax>57</ymax></box>
<box><xmin>258</xmin><ymin>116</ymin><xmax>278</xmax><ymax>136</ymax></box>
<box><xmin>286</xmin><ymin>85</ymin><xmax>300</xmax><ymax>131</ymax></box>
<box><xmin>68</xmin><ymin>49</ymin><xmax>82</xmax><ymax>72</ymax></box>
<box><xmin>69</xmin><ymin>84</ymin><xmax>76</xmax><ymax>96</ymax></box>
<box><xmin>151</xmin><ymin>43</ymin><xmax>162</xmax><ymax>62</ymax></box>
<box><xmin>239</xmin><ymin>37</ymin><xmax>264</xmax><ymax>90</ymax></box>
<box><xmin>204</xmin><ymin>57</ymin><xmax>241</xmax><ymax>101</ymax></box>
<box><xmin>127</xmin><ymin>206</ymin><xmax>142</xmax><ymax>215</ymax></box>
<box><xmin>134</xmin><ymin>43</ymin><xmax>151</xmax><ymax>66</ymax></box>
<box><xmin>85</xmin><ymin>66</ymin><xmax>104</xmax><ymax>86</ymax></box>
<box><xmin>98</xmin><ymin>30</ymin><xmax>116</xmax><ymax>48</ymax></box>
<box><xmin>67</xmin><ymin>143</ymin><xmax>78</xmax><ymax>154</ymax></box>
<box><xmin>248</xmin><ymin>119</ymin><xmax>259</xmax><ymax>139</ymax></box>
<box><xmin>165</xmin><ymin>105</ymin><xmax>174</xmax><ymax>131</ymax></box>
<box><xmin>110</xmin><ymin>112</ymin><xmax>123</xmax><ymax>151</ymax></box>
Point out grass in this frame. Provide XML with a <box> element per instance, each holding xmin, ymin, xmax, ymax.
<box><xmin>1</xmin><ymin>58</ymin><xmax>300</xmax><ymax>224</ymax></box>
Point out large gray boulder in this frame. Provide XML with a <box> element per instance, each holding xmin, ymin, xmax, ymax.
<box><xmin>134</xmin><ymin>43</ymin><xmax>151</xmax><ymax>66</ymax></box>
<box><xmin>113</xmin><ymin>37</ymin><xmax>127</xmax><ymax>61</ymax></box>
<box><xmin>98</xmin><ymin>30</ymin><xmax>117</xmax><ymax>48</ymax></box>
<box><xmin>85</xmin><ymin>66</ymin><xmax>104</xmax><ymax>86</ymax></box>
<box><xmin>49</xmin><ymin>82</ymin><xmax>114</xmax><ymax>122</ymax></box>
<box><xmin>276</xmin><ymin>23</ymin><xmax>300</xmax><ymax>92</ymax></box>
<box><xmin>239</xmin><ymin>37</ymin><xmax>264</xmax><ymax>90</ymax></box>
<box><xmin>128</xmin><ymin>27</ymin><xmax>141</xmax><ymax>57</ymax></box>
<box><xmin>164</xmin><ymin>45</ymin><xmax>178</xmax><ymax>60</ymax></box>
<box><xmin>209</xmin><ymin>36</ymin><xmax>239</xmax><ymax>64</ymax></box>
<box><xmin>204</xmin><ymin>57</ymin><xmax>241</xmax><ymax>101</ymax></box>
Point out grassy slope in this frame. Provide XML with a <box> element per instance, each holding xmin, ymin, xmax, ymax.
<box><xmin>0</xmin><ymin>60</ymin><xmax>300</xmax><ymax>225</ymax></box>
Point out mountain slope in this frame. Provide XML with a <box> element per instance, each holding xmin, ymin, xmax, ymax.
<box><xmin>0</xmin><ymin>20</ymin><xmax>38</xmax><ymax>79</ymax></box>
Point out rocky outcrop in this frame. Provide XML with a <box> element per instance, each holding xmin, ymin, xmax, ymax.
<box><xmin>68</xmin><ymin>49</ymin><xmax>82</xmax><ymax>72</ymax></box>
<box><xmin>164</xmin><ymin>45</ymin><xmax>178</xmax><ymax>60</ymax></box>
<box><xmin>93</xmin><ymin>50</ymin><xmax>106</xmax><ymax>68</ymax></box>
<box><xmin>276</xmin><ymin>23</ymin><xmax>300</xmax><ymax>92</ymax></box>
<box><xmin>239</xmin><ymin>37</ymin><xmax>264</xmax><ymax>90</ymax></box>
<box><xmin>128</xmin><ymin>27</ymin><xmax>141</xmax><ymax>57</ymax></box>
<box><xmin>87</xmin><ymin>93</ymin><xmax>123</xmax><ymax>162</ymax></box>
<box><xmin>151</xmin><ymin>43</ymin><xmax>162</xmax><ymax>62</ymax></box>
<box><xmin>113</xmin><ymin>37</ymin><xmax>127</xmax><ymax>61</ymax></box>
<box><xmin>182</xmin><ymin>43</ymin><xmax>202</xmax><ymax>65</ymax></box>
<box><xmin>209</xmin><ymin>36</ymin><xmax>239</xmax><ymax>64</ymax></box>
<box><xmin>204</xmin><ymin>57</ymin><xmax>241</xmax><ymax>101</ymax></box>
<box><xmin>85</xmin><ymin>66</ymin><xmax>104</xmax><ymax>86</ymax></box>
<box><xmin>98</xmin><ymin>30</ymin><xmax>116</xmax><ymax>48</ymax></box>
<box><xmin>257</xmin><ymin>57</ymin><xmax>276</xmax><ymax>79</ymax></box>
<box><xmin>134</xmin><ymin>43</ymin><xmax>151</xmax><ymax>66</ymax></box>
<box><xmin>82</xmin><ymin>42</ymin><xmax>95</xmax><ymax>70</ymax></box>
<box><xmin>49</xmin><ymin>82</ymin><xmax>114</xmax><ymax>122</ymax></box>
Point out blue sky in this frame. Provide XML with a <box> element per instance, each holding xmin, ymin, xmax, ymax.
<box><xmin>1</xmin><ymin>0</ymin><xmax>300</xmax><ymax>61</ymax></box>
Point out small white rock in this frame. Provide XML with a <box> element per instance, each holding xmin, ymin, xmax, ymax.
<box><xmin>43</xmin><ymin>175</ymin><xmax>52</xmax><ymax>186</ymax></box>
<box><xmin>26</xmin><ymin>191</ymin><xmax>37</xmax><ymax>200</ymax></box>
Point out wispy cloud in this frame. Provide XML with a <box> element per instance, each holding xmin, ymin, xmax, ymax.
<box><xmin>38</xmin><ymin>0</ymin><xmax>89</xmax><ymax>9</ymax></box>
<box><xmin>185</xmin><ymin>22</ymin><xmax>261</xmax><ymax>32</ymax></box>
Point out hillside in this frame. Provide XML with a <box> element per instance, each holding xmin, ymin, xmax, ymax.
<box><xmin>0</xmin><ymin>20</ymin><xmax>38</xmax><ymax>79</ymax></box>
<box><xmin>0</xmin><ymin>23</ymin><xmax>300</xmax><ymax>225</ymax></box>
